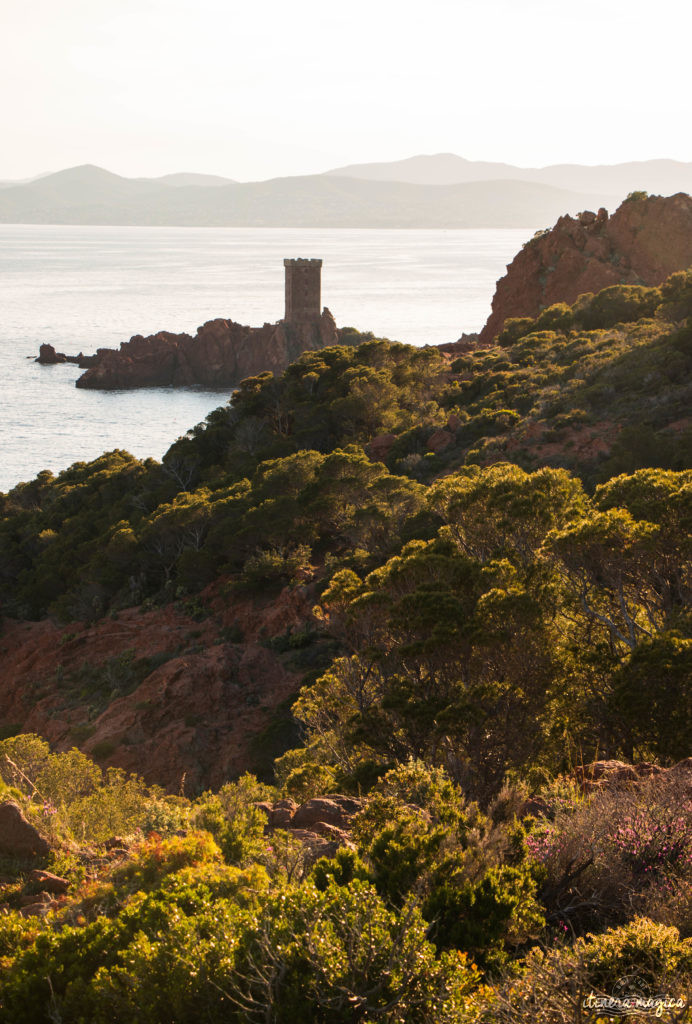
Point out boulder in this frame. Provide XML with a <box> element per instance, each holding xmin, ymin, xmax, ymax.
<box><xmin>369</xmin><ymin>434</ymin><xmax>397</xmax><ymax>462</ymax></box>
<box><xmin>0</xmin><ymin>802</ymin><xmax>50</xmax><ymax>859</ymax></box>
<box><xmin>324</xmin><ymin>794</ymin><xmax>364</xmax><ymax>816</ymax></box>
<box><xmin>285</xmin><ymin>829</ymin><xmax>347</xmax><ymax>862</ymax></box>
<box><xmin>292</xmin><ymin>798</ymin><xmax>348</xmax><ymax>830</ymax></box>
<box><xmin>254</xmin><ymin>801</ymin><xmax>274</xmax><ymax>824</ymax></box>
<box><xmin>27</xmin><ymin>869</ymin><xmax>69</xmax><ymax>895</ymax></box>
<box><xmin>427</xmin><ymin>429</ymin><xmax>453</xmax><ymax>453</ymax></box>
<box><xmin>270</xmin><ymin>799</ymin><xmax>298</xmax><ymax>829</ymax></box>
<box><xmin>518</xmin><ymin>797</ymin><xmax>551</xmax><ymax>819</ymax></box>
<box><xmin>104</xmin><ymin>836</ymin><xmax>128</xmax><ymax>850</ymax></box>
<box><xmin>36</xmin><ymin>343</ymin><xmax>66</xmax><ymax>364</ymax></box>
<box><xmin>309</xmin><ymin>822</ymin><xmax>355</xmax><ymax>846</ymax></box>
<box><xmin>19</xmin><ymin>896</ymin><xmax>58</xmax><ymax>917</ymax></box>
<box><xmin>290</xmin><ymin>795</ymin><xmax>363</xmax><ymax>831</ymax></box>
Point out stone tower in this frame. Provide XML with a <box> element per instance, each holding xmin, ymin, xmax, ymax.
<box><xmin>284</xmin><ymin>258</ymin><xmax>322</xmax><ymax>324</ymax></box>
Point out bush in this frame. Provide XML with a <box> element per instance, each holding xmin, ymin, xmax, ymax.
<box><xmin>230</xmin><ymin>880</ymin><xmax>478</xmax><ymax>1023</ymax></box>
<box><xmin>528</xmin><ymin>772</ymin><xmax>692</xmax><ymax>934</ymax></box>
<box><xmin>482</xmin><ymin>918</ymin><xmax>691</xmax><ymax>1024</ymax></box>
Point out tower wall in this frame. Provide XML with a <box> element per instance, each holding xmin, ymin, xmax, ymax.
<box><xmin>284</xmin><ymin>258</ymin><xmax>322</xmax><ymax>323</ymax></box>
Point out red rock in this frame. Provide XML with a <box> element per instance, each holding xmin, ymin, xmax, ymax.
<box><xmin>270</xmin><ymin>799</ymin><xmax>298</xmax><ymax>828</ymax></box>
<box><xmin>0</xmin><ymin>803</ymin><xmax>50</xmax><ymax>859</ymax></box>
<box><xmin>324</xmin><ymin>794</ymin><xmax>364</xmax><ymax>816</ymax></box>
<box><xmin>20</xmin><ymin>897</ymin><xmax>57</xmax><ymax>917</ymax></box>
<box><xmin>291</xmin><ymin>798</ymin><xmax>348</xmax><ymax>830</ymax></box>
<box><xmin>447</xmin><ymin>414</ymin><xmax>462</xmax><ymax>432</ymax></box>
<box><xmin>254</xmin><ymin>802</ymin><xmax>274</xmax><ymax>823</ymax></box>
<box><xmin>309</xmin><ymin>822</ymin><xmax>354</xmax><ymax>844</ymax></box>
<box><xmin>437</xmin><ymin>333</ymin><xmax>480</xmax><ymax>358</ymax></box>
<box><xmin>0</xmin><ymin>583</ymin><xmax>317</xmax><ymax>792</ymax></box>
<box><xmin>35</xmin><ymin>343</ymin><xmax>88</xmax><ymax>366</ymax></box>
<box><xmin>283</xmin><ymin>829</ymin><xmax>348</xmax><ymax>862</ymax></box>
<box><xmin>28</xmin><ymin>869</ymin><xmax>69</xmax><ymax>894</ymax></box>
<box><xmin>479</xmin><ymin>193</ymin><xmax>692</xmax><ymax>344</ymax></box>
<box><xmin>427</xmin><ymin>429</ymin><xmax>453</xmax><ymax>453</ymax></box>
<box><xmin>74</xmin><ymin>310</ymin><xmax>339</xmax><ymax>390</ymax></box>
<box><xmin>290</xmin><ymin>795</ymin><xmax>363</xmax><ymax>830</ymax></box>
<box><xmin>36</xmin><ymin>343</ymin><xmax>66</xmax><ymax>364</ymax></box>
<box><xmin>369</xmin><ymin>434</ymin><xmax>397</xmax><ymax>462</ymax></box>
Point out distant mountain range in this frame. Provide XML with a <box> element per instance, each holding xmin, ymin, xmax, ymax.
<box><xmin>0</xmin><ymin>155</ymin><xmax>689</xmax><ymax>228</ymax></box>
<box><xmin>0</xmin><ymin>170</ymin><xmax>235</xmax><ymax>190</ymax></box>
<box><xmin>325</xmin><ymin>153</ymin><xmax>692</xmax><ymax>196</ymax></box>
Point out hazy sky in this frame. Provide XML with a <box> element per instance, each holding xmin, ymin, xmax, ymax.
<box><xmin>2</xmin><ymin>0</ymin><xmax>691</xmax><ymax>180</ymax></box>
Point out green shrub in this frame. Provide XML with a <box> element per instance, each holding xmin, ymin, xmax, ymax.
<box><xmin>482</xmin><ymin>918</ymin><xmax>691</xmax><ymax>1023</ymax></box>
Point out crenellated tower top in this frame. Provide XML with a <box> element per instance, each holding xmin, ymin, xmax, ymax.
<box><xmin>284</xmin><ymin>258</ymin><xmax>322</xmax><ymax>324</ymax></box>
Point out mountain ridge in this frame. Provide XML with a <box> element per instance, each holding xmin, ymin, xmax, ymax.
<box><xmin>324</xmin><ymin>152</ymin><xmax>692</xmax><ymax>196</ymax></box>
<box><xmin>0</xmin><ymin>162</ymin><xmax>618</xmax><ymax>228</ymax></box>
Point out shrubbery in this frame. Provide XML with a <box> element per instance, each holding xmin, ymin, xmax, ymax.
<box><xmin>0</xmin><ymin>269</ymin><xmax>690</xmax><ymax>1021</ymax></box>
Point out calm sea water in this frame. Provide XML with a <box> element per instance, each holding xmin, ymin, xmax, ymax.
<box><xmin>0</xmin><ymin>225</ymin><xmax>533</xmax><ymax>491</ymax></box>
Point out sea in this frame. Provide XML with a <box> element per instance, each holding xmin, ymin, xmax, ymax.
<box><xmin>0</xmin><ymin>225</ymin><xmax>535</xmax><ymax>492</ymax></box>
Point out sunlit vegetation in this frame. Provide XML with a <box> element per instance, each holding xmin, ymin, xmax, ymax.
<box><xmin>0</xmin><ymin>270</ymin><xmax>690</xmax><ymax>1021</ymax></box>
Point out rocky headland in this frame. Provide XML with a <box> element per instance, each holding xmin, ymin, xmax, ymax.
<box><xmin>37</xmin><ymin>310</ymin><xmax>339</xmax><ymax>389</ymax></box>
<box><xmin>479</xmin><ymin>191</ymin><xmax>692</xmax><ymax>343</ymax></box>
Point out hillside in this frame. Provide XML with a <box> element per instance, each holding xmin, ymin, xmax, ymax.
<box><xmin>0</xmin><ymin>256</ymin><xmax>690</xmax><ymax>1019</ymax></box>
<box><xmin>1</xmin><ymin>268</ymin><xmax>690</xmax><ymax>783</ymax></box>
<box><xmin>0</xmin><ymin>163</ymin><xmax>613</xmax><ymax>228</ymax></box>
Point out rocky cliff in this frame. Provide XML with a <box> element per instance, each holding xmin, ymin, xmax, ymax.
<box><xmin>479</xmin><ymin>192</ymin><xmax>692</xmax><ymax>344</ymax></box>
<box><xmin>72</xmin><ymin>309</ymin><xmax>338</xmax><ymax>389</ymax></box>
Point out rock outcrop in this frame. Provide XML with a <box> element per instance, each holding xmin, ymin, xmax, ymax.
<box><xmin>27</xmin><ymin>869</ymin><xmax>69</xmax><ymax>894</ymax></box>
<box><xmin>256</xmin><ymin>794</ymin><xmax>364</xmax><ymax>860</ymax></box>
<box><xmin>72</xmin><ymin>310</ymin><xmax>339</xmax><ymax>389</ymax></box>
<box><xmin>0</xmin><ymin>802</ymin><xmax>50</xmax><ymax>859</ymax></box>
<box><xmin>35</xmin><ymin>343</ymin><xmax>93</xmax><ymax>366</ymax></box>
<box><xmin>479</xmin><ymin>192</ymin><xmax>692</xmax><ymax>344</ymax></box>
<box><xmin>573</xmin><ymin>758</ymin><xmax>692</xmax><ymax>794</ymax></box>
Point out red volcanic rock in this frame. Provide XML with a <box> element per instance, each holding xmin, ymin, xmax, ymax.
<box><xmin>0</xmin><ymin>583</ymin><xmax>317</xmax><ymax>792</ymax></box>
<box><xmin>427</xmin><ymin>428</ymin><xmax>454</xmax><ymax>453</ymax></box>
<box><xmin>36</xmin><ymin>343</ymin><xmax>66</xmax><ymax>364</ymax></box>
<box><xmin>28</xmin><ymin>869</ymin><xmax>69</xmax><ymax>895</ymax></box>
<box><xmin>517</xmin><ymin>797</ymin><xmax>551</xmax><ymax>819</ymax></box>
<box><xmin>35</xmin><ymin>344</ymin><xmax>91</xmax><ymax>366</ymax></box>
<box><xmin>291</xmin><ymin>798</ymin><xmax>350</xmax><ymax>830</ymax></box>
<box><xmin>290</xmin><ymin>795</ymin><xmax>363</xmax><ymax>830</ymax></box>
<box><xmin>75</xmin><ymin>310</ymin><xmax>339</xmax><ymax>390</ymax></box>
<box><xmin>0</xmin><ymin>803</ymin><xmax>50</xmax><ymax>859</ymax></box>
<box><xmin>503</xmin><ymin>420</ymin><xmax>619</xmax><ymax>468</ymax></box>
<box><xmin>270</xmin><ymin>799</ymin><xmax>298</xmax><ymax>828</ymax></box>
<box><xmin>369</xmin><ymin>434</ymin><xmax>397</xmax><ymax>462</ymax></box>
<box><xmin>479</xmin><ymin>193</ymin><xmax>692</xmax><ymax>344</ymax></box>
<box><xmin>260</xmin><ymin>794</ymin><xmax>362</xmax><ymax>861</ymax></box>
<box><xmin>19</xmin><ymin>896</ymin><xmax>58</xmax><ymax>917</ymax></box>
